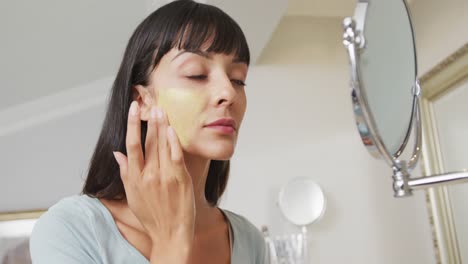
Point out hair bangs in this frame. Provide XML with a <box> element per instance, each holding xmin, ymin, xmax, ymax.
<box><xmin>173</xmin><ymin>4</ymin><xmax>250</xmax><ymax>65</ymax></box>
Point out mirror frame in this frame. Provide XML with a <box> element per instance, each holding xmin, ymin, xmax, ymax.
<box><xmin>343</xmin><ymin>0</ymin><xmax>420</xmax><ymax>168</ymax></box>
<box><xmin>420</xmin><ymin>43</ymin><xmax>468</xmax><ymax>264</ymax></box>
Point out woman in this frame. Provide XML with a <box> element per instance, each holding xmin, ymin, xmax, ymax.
<box><xmin>29</xmin><ymin>0</ymin><xmax>269</xmax><ymax>263</ymax></box>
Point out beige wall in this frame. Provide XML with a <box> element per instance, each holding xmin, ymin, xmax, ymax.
<box><xmin>411</xmin><ymin>0</ymin><xmax>468</xmax><ymax>262</ymax></box>
<box><xmin>220</xmin><ymin>16</ymin><xmax>435</xmax><ymax>263</ymax></box>
<box><xmin>433</xmin><ymin>79</ymin><xmax>468</xmax><ymax>263</ymax></box>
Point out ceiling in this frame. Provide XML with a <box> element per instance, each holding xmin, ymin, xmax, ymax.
<box><xmin>285</xmin><ymin>0</ymin><xmax>417</xmax><ymax>17</ymax></box>
<box><xmin>286</xmin><ymin>0</ymin><xmax>355</xmax><ymax>17</ymax></box>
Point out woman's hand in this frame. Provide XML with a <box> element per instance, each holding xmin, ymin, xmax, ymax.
<box><xmin>112</xmin><ymin>101</ymin><xmax>195</xmax><ymax>263</ymax></box>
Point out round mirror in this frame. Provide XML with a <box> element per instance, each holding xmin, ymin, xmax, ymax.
<box><xmin>278</xmin><ymin>178</ymin><xmax>325</xmax><ymax>226</ymax></box>
<box><xmin>343</xmin><ymin>0</ymin><xmax>425</xmax><ymax>197</ymax></box>
<box><xmin>350</xmin><ymin>0</ymin><xmax>418</xmax><ymax>158</ymax></box>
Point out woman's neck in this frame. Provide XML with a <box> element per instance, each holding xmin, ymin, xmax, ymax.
<box><xmin>182</xmin><ymin>153</ymin><xmax>219</xmax><ymax>231</ymax></box>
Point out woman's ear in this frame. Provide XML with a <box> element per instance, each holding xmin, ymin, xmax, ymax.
<box><xmin>132</xmin><ymin>85</ymin><xmax>155</xmax><ymax>121</ymax></box>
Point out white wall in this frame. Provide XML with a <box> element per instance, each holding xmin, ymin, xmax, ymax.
<box><xmin>220</xmin><ymin>16</ymin><xmax>435</xmax><ymax>264</ymax></box>
<box><xmin>410</xmin><ymin>0</ymin><xmax>468</xmax><ymax>75</ymax></box>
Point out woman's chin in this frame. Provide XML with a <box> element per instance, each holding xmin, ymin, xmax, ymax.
<box><xmin>209</xmin><ymin>152</ymin><xmax>234</xmax><ymax>161</ymax></box>
<box><xmin>187</xmin><ymin>142</ymin><xmax>236</xmax><ymax>160</ymax></box>
<box><xmin>204</xmin><ymin>147</ymin><xmax>235</xmax><ymax>160</ymax></box>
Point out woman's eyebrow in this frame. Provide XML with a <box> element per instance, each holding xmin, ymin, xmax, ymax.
<box><xmin>172</xmin><ymin>50</ymin><xmax>211</xmax><ymax>62</ymax></box>
<box><xmin>171</xmin><ymin>50</ymin><xmax>245</xmax><ymax>64</ymax></box>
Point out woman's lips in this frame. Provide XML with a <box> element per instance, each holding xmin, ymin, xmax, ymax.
<box><xmin>204</xmin><ymin>118</ymin><xmax>236</xmax><ymax>134</ymax></box>
<box><xmin>205</xmin><ymin>125</ymin><xmax>235</xmax><ymax>134</ymax></box>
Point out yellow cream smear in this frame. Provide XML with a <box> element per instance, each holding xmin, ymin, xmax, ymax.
<box><xmin>156</xmin><ymin>88</ymin><xmax>205</xmax><ymax>148</ymax></box>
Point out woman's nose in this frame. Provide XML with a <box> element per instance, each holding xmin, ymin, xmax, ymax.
<box><xmin>214</xmin><ymin>76</ymin><xmax>237</xmax><ymax>107</ymax></box>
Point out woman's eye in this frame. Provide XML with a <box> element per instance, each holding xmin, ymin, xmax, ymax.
<box><xmin>232</xmin><ymin>79</ymin><xmax>247</xmax><ymax>87</ymax></box>
<box><xmin>186</xmin><ymin>75</ymin><xmax>246</xmax><ymax>87</ymax></box>
<box><xmin>187</xmin><ymin>75</ymin><xmax>207</xmax><ymax>80</ymax></box>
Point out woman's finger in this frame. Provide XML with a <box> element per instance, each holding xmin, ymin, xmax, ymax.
<box><xmin>167</xmin><ymin>126</ymin><xmax>187</xmax><ymax>183</ymax></box>
<box><xmin>144</xmin><ymin>107</ymin><xmax>160</xmax><ymax>173</ymax></box>
<box><xmin>157</xmin><ymin>108</ymin><xmax>171</xmax><ymax>179</ymax></box>
<box><xmin>113</xmin><ymin>151</ymin><xmax>129</xmax><ymax>182</ymax></box>
<box><xmin>126</xmin><ymin>101</ymin><xmax>144</xmax><ymax>177</ymax></box>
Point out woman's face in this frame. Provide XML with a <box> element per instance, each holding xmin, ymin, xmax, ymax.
<box><xmin>145</xmin><ymin>48</ymin><xmax>248</xmax><ymax>160</ymax></box>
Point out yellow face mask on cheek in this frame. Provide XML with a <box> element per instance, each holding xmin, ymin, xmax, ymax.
<box><xmin>156</xmin><ymin>88</ymin><xmax>206</xmax><ymax>148</ymax></box>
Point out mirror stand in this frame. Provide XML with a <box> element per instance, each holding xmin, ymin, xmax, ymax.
<box><xmin>342</xmin><ymin>17</ymin><xmax>468</xmax><ymax>198</ymax></box>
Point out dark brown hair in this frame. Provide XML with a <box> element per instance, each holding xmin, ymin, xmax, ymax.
<box><xmin>81</xmin><ymin>0</ymin><xmax>250</xmax><ymax>206</ymax></box>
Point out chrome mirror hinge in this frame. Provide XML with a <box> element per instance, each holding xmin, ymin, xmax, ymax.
<box><xmin>342</xmin><ymin>17</ymin><xmax>366</xmax><ymax>50</ymax></box>
<box><xmin>392</xmin><ymin>161</ymin><xmax>413</xmax><ymax>197</ymax></box>
<box><xmin>393</xmin><ymin>159</ymin><xmax>468</xmax><ymax>197</ymax></box>
<box><xmin>412</xmin><ymin>79</ymin><xmax>421</xmax><ymax>97</ymax></box>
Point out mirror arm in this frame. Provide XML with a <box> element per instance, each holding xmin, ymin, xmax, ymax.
<box><xmin>393</xmin><ymin>161</ymin><xmax>468</xmax><ymax>197</ymax></box>
<box><xmin>408</xmin><ymin>171</ymin><xmax>468</xmax><ymax>190</ymax></box>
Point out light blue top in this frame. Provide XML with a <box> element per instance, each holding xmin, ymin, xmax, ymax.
<box><xmin>30</xmin><ymin>195</ymin><xmax>269</xmax><ymax>264</ymax></box>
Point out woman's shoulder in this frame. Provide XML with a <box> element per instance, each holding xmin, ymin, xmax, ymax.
<box><xmin>33</xmin><ymin>194</ymin><xmax>104</xmax><ymax>230</ymax></box>
<box><xmin>29</xmin><ymin>194</ymin><xmax>107</xmax><ymax>263</ymax></box>
<box><xmin>221</xmin><ymin>209</ymin><xmax>270</xmax><ymax>263</ymax></box>
<box><xmin>40</xmin><ymin>194</ymin><xmax>95</xmax><ymax>215</ymax></box>
<box><xmin>222</xmin><ymin>209</ymin><xmax>263</xmax><ymax>238</ymax></box>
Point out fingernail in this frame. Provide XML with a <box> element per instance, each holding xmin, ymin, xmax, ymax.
<box><xmin>150</xmin><ymin>107</ymin><xmax>158</xmax><ymax>119</ymax></box>
<box><xmin>130</xmin><ymin>101</ymin><xmax>139</xmax><ymax>116</ymax></box>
